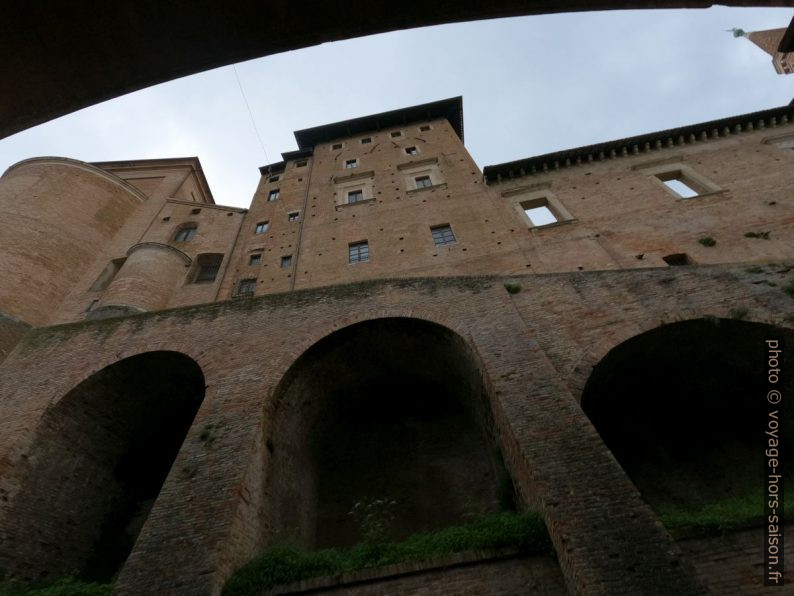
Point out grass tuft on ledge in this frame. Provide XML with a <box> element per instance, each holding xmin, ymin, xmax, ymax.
<box><xmin>657</xmin><ymin>489</ymin><xmax>793</xmax><ymax>537</ymax></box>
<box><xmin>223</xmin><ymin>511</ymin><xmax>549</xmax><ymax>595</ymax></box>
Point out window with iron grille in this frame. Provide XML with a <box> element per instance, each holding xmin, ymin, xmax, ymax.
<box><xmin>174</xmin><ymin>225</ymin><xmax>197</xmax><ymax>242</ymax></box>
<box><xmin>415</xmin><ymin>175</ymin><xmax>432</xmax><ymax>189</ymax></box>
<box><xmin>345</xmin><ymin>159</ymin><xmax>358</xmax><ymax>169</ymax></box>
<box><xmin>193</xmin><ymin>254</ymin><xmax>223</xmax><ymax>283</ymax></box>
<box><xmin>255</xmin><ymin>221</ymin><xmax>269</xmax><ymax>234</ymax></box>
<box><xmin>348</xmin><ymin>241</ymin><xmax>369</xmax><ymax>263</ymax></box>
<box><xmin>431</xmin><ymin>224</ymin><xmax>456</xmax><ymax>246</ymax></box>
<box><xmin>268</xmin><ymin>189</ymin><xmax>280</xmax><ymax>201</ymax></box>
<box><xmin>347</xmin><ymin>190</ymin><xmax>364</xmax><ymax>204</ymax></box>
<box><xmin>249</xmin><ymin>254</ymin><xmax>262</xmax><ymax>266</ymax></box>
<box><xmin>288</xmin><ymin>211</ymin><xmax>300</xmax><ymax>222</ymax></box>
<box><xmin>236</xmin><ymin>278</ymin><xmax>256</xmax><ymax>295</ymax></box>
<box><xmin>332</xmin><ymin>143</ymin><xmax>343</xmax><ymax>150</ymax></box>
<box><xmin>280</xmin><ymin>255</ymin><xmax>292</xmax><ymax>268</ymax></box>
<box><xmin>361</xmin><ymin>137</ymin><xmax>372</xmax><ymax>144</ymax></box>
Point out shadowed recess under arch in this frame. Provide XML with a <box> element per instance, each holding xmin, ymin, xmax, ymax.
<box><xmin>0</xmin><ymin>351</ymin><xmax>205</xmax><ymax>584</ymax></box>
<box><xmin>263</xmin><ymin>317</ymin><xmax>516</xmax><ymax>550</ymax></box>
<box><xmin>582</xmin><ymin>318</ymin><xmax>793</xmax><ymax>515</ymax></box>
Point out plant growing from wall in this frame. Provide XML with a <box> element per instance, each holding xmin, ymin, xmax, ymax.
<box><xmin>697</xmin><ymin>237</ymin><xmax>716</xmax><ymax>247</ymax></box>
<box><xmin>222</xmin><ymin>511</ymin><xmax>550</xmax><ymax>596</ymax></box>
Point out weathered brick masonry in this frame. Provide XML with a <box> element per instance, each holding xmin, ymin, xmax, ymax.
<box><xmin>0</xmin><ymin>265</ymin><xmax>791</xmax><ymax>593</ymax></box>
<box><xmin>0</xmin><ymin>98</ymin><xmax>793</xmax><ymax>594</ymax></box>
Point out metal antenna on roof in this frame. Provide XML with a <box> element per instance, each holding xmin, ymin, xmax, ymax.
<box><xmin>233</xmin><ymin>64</ymin><xmax>270</xmax><ymax>163</ymax></box>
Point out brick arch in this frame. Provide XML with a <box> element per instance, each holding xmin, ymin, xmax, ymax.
<box><xmin>267</xmin><ymin>307</ymin><xmax>472</xmax><ymax>399</ymax></box>
<box><xmin>261</xmin><ymin>312</ymin><xmax>510</xmax><ymax>551</ymax></box>
<box><xmin>569</xmin><ymin>306</ymin><xmax>785</xmax><ymax>403</ymax></box>
<box><xmin>579</xmin><ymin>316</ymin><xmax>793</xmax><ymax>509</ymax></box>
<box><xmin>0</xmin><ymin>350</ymin><xmax>207</xmax><ymax>584</ymax></box>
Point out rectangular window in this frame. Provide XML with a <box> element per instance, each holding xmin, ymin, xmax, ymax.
<box><xmin>269</xmin><ymin>175</ymin><xmax>280</xmax><ymax>182</ymax></box>
<box><xmin>255</xmin><ymin>221</ymin><xmax>269</xmax><ymax>234</ymax></box>
<box><xmin>332</xmin><ymin>143</ymin><xmax>343</xmax><ymax>150</ymax></box>
<box><xmin>347</xmin><ymin>189</ymin><xmax>364</xmax><ymax>204</ymax></box>
<box><xmin>349</xmin><ymin>241</ymin><xmax>369</xmax><ymax>263</ymax></box>
<box><xmin>280</xmin><ymin>255</ymin><xmax>292</xmax><ymax>268</ymax></box>
<box><xmin>249</xmin><ymin>254</ymin><xmax>262</xmax><ymax>266</ymax></box>
<box><xmin>345</xmin><ymin>159</ymin><xmax>358</xmax><ymax>169</ymax></box>
<box><xmin>405</xmin><ymin>146</ymin><xmax>418</xmax><ymax>155</ymax></box>
<box><xmin>431</xmin><ymin>224</ymin><xmax>456</xmax><ymax>246</ymax></box>
<box><xmin>296</xmin><ymin>160</ymin><xmax>308</xmax><ymax>167</ymax></box>
<box><xmin>390</xmin><ymin>131</ymin><xmax>402</xmax><ymax>138</ymax></box>
<box><xmin>288</xmin><ymin>211</ymin><xmax>300</xmax><ymax>222</ymax></box>
<box><xmin>415</xmin><ymin>175</ymin><xmax>432</xmax><ymax>189</ymax></box>
<box><xmin>237</xmin><ymin>278</ymin><xmax>256</xmax><ymax>295</ymax></box>
<box><xmin>268</xmin><ymin>189</ymin><xmax>280</xmax><ymax>201</ymax></box>
<box><xmin>361</xmin><ymin>137</ymin><xmax>372</xmax><ymax>144</ymax></box>
<box><xmin>648</xmin><ymin>167</ymin><xmax>719</xmax><ymax>199</ymax></box>
<box><xmin>524</xmin><ymin>205</ymin><xmax>557</xmax><ymax>226</ymax></box>
<box><xmin>190</xmin><ymin>208</ymin><xmax>201</xmax><ymax>214</ymax></box>
<box><xmin>194</xmin><ymin>254</ymin><xmax>223</xmax><ymax>283</ymax></box>
<box><xmin>661</xmin><ymin>178</ymin><xmax>699</xmax><ymax>199</ymax></box>
<box><xmin>419</xmin><ymin>125</ymin><xmax>431</xmax><ymax>132</ymax></box>
<box><xmin>195</xmin><ymin>263</ymin><xmax>220</xmax><ymax>283</ymax></box>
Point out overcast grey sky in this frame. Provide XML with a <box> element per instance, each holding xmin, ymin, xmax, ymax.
<box><xmin>1</xmin><ymin>7</ymin><xmax>792</xmax><ymax>208</ymax></box>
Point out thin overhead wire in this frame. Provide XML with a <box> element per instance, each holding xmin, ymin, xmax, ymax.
<box><xmin>233</xmin><ymin>64</ymin><xmax>270</xmax><ymax>164</ymax></box>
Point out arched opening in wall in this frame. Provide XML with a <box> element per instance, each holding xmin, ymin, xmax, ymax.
<box><xmin>265</xmin><ymin>318</ymin><xmax>515</xmax><ymax>550</ymax></box>
<box><xmin>581</xmin><ymin>319</ymin><xmax>792</xmax><ymax>528</ymax></box>
<box><xmin>7</xmin><ymin>351</ymin><xmax>205</xmax><ymax>584</ymax></box>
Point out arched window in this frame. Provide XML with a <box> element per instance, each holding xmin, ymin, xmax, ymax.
<box><xmin>173</xmin><ymin>224</ymin><xmax>197</xmax><ymax>242</ymax></box>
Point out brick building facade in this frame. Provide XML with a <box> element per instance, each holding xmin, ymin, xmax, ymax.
<box><xmin>0</xmin><ymin>97</ymin><xmax>792</xmax><ymax>594</ymax></box>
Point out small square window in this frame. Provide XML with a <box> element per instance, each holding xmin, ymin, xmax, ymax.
<box><xmin>269</xmin><ymin>175</ymin><xmax>280</xmax><ymax>182</ymax></box>
<box><xmin>419</xmin><ymin>125</ymin><xmax>431</xmax><ymax>132</ymax></box>
<box><xmin>249</xmin><ymin>254</ymin><xmax>262</xmax><ymax>266</ymax></box>
<box><xmin>332</xmin><ymin>143</ymin><xmax>343</xmax><ymax>150</ymax></box>
<box><xmin>174</xmin><ymin>226</ymin><xmax>197</xmax><ymax>242</ymax></box>
<box><xmin>288</xmin><ymin>211</ymin><xmax>300</xmax><ymax>222</ymax></box>
<box><xmin>390</xmin><ymin>131</ymin><xmax>402</xmax><ymax>138</ymax></box>
<box><xmin>237</xmin><ymin>278</ymin><xmax>256</xmax><ymax>295</ymax></box>
<box><xmin>347</xmin><ymin>190</ymin><xmax>364</xmax><ymax>204</ymax></box>
<box><xmin>296</xmin><ymin>160</ymin><xmax>307</xmax><ymax>167</ymax></box>
<box><xmin>524</xmin><ymin>205</ymin><xmax>557</xmax><ymax>227</ymax></box>
<box><xmin>431</xmin><ymin>224</ymin><xmax>456</xmax><ymax>246</ymax></box>
<box><xmin>280</xmin><ymin>255</ymin><xmax>292</xmax><ymax>268</ymax></box>
<box><xmin>415</xmin><ymin>175</ymin><xmax>432</xmax><ymax>189</ymax></box>
<box><xmin>405</xmin><ymin>147</ymin><xmax>418</xmax><ymax>156</ymax></box>
<box><xmin>268</xmin><ymin>189</ymin><xmax>280</xmax><ymax>201</ymax></box>
<box><xmin>361</xmin><ymin>137</ymin><xmax>372</xmax><ymax>144</ymax></box>
<box><xmin>255</xmin><ymin>221</ymin><xmax>269</xmax><ymax>234</ymax></box>
<box><xmin>663</xmin><ymin>253</ymin><xmax>692</xmax><ymax>266</ymax></box>
<box><xmin>349</xmin><ymin>241</ymin><xmax>369</xmax><ymax>263</ymax></box>
<box><xmin>345</xmin><ymin>159</ymin><xmax>358</xmax><ymax>169</ymax></box>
